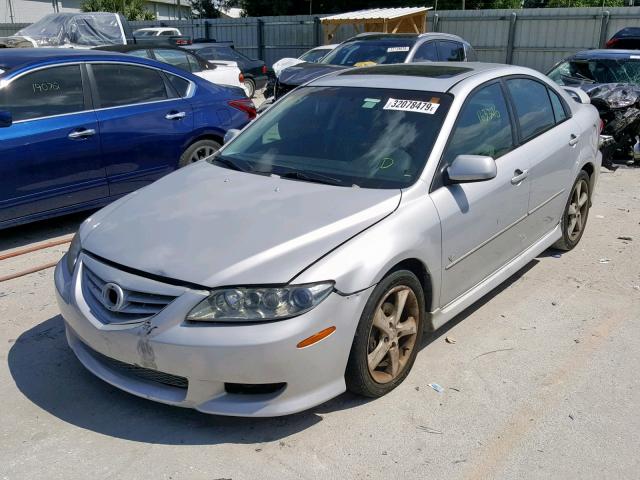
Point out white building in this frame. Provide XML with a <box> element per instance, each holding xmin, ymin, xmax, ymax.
<box><xmin>1</xmin><ymin>0</ymin><xmax>192</xmax><ymax>24</ymax></box>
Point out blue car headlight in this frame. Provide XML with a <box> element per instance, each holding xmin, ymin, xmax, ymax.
<box><xmin>186</xmin><ymin>282</ymin><xmax>334</xmax><ymax>322</ymax></box>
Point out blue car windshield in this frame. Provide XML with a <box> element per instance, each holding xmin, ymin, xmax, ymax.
<box><xmin>320</xmin><ymin>40</ymin><xmax>414</xmax><ymax>66</ymax></box>
<box><xmin>212</xmin><ymin>86</ymin><xmax>452</xmax><ymax>189</ymax></box>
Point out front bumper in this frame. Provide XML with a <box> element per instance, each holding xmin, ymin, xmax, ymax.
<box><xmin>54</xmin><ymin>252</ymin><xmax>372</xmax><ymax>417</ymax></box>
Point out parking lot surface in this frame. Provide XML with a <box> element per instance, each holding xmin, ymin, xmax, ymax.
<box><xmin>0</xmin><ymin>168</ymin><xmax>638</xmax><ymax>480</ymax></box>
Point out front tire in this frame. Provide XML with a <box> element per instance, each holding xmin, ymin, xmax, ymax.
<box><xmin>179</xmin><ymin>139</ymin><xmax>221</xmax><ymax>168</ymax></box>
<box><xmin>244</xmin><ymin>78</ymin><xmax>256</xmax><ymax>98</ymax></box>
<box><xmin>554</xmin><ymin>170</ymin><xmax>591</xmax><ymax>251</ymax></box>
<box><xmin>345</xmin><ymin>270</ymin><xmax>425</xmax><ymax>398</ymax></box>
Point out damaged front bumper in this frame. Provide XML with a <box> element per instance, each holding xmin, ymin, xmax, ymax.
<box><xmin>54</xmin><ymin>251</ymin><xmax>372</xmax><ymax>417</ymax></box>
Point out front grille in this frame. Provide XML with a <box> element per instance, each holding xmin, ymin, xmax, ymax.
<box><xmin>87</xmin><ymin>345</ymin><xmax>188</xmax><ymax>389</ymax></box>
<box><xmin>82</xmin><ymin>265</ymin><xmax>177</xmax><ymax>325</ymax></box>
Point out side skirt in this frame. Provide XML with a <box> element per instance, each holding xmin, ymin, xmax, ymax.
<box><xmin>427</xmin><ymin>224</ymin><xmax>562</xmax><ymax>331</ymax></box>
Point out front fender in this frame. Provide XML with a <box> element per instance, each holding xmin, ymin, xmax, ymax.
<box><xmin>292</xmin><ymin>190</ymin><xmax>443</xmax><ymax>307</ymax></box>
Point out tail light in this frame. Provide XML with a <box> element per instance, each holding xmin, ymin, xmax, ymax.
<box><xmin>239</xmin><ymin>72</ymin><xmax>245</xmax><ymax>83</ymax></box>
<box><xmin>599</xmin><ymin>119</ymin><xmax>605</xmax><ymax>134</ymax></box>
<box><xmin>174</xmin><ymin>38</ymin><xmax>191</xmax><ymax>46</ymax></box>
<box><xmin>229</xmin><ymin>98</ymin><xmax>256</xmax><ymax>119</ymax></box>
<box><xmin>605</xmin><ymin>38</ymin><xmax>618</xmax><ymax>48</ymax></box>
<box><xmin>261</xmin><ymin>65</ymin><xmax>267</xmax><ymax>75</ymax></box>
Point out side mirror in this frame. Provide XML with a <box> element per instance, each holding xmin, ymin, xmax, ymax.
<box><xmin>447</xmin><ymin>155</ymin><xmax>497</xmax><ymax>183</ymax></box>
<box><xmin>0</xmin><ymin>110</ymin><xmax>12</xmax><ymax>128</ymax></box>
<box><xmin>224</xmin><ymin>128</ymin><xmax>241</xmax><ymax>144</ymax></box>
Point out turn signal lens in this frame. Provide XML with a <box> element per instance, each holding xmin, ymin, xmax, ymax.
<box><xmin>297</xmin><ymin>326</ymin><xmax>336</xmax><ymax>349</ymax></box>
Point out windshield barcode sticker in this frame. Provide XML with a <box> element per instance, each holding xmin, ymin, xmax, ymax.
<box><xmin>387</xmin><ymin>46</ymin><xmax>410</xmax><ymax>52</ymax></box>
<box><xmin>383</xmin><ymin>98</ymin><xmax>440</xmax><ymax>114</ymax></box>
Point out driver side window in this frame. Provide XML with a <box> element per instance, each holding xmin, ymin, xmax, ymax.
<box><xmin>443</xmin><ymin>82</ymin><xmax>514</xmax><ymax>167</ymax></box>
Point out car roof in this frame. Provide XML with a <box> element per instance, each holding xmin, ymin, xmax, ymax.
<box><xmin>611</xmin><ymin>27</ymin><xmax>640</xmax><ymax>38</ymax></box>
<box><xmin>0</xmin><ymin>48</ymin><xmax>189</xmax><ymax>77</ymax></box>
<box><xmin>308</xmin><ymin>62</ymin><xmax>519</xmax><ymax>93</ymax></box>
<box><xmin>569</xmin><ymin>49</ymin><xmax>640</xmax><ymax>60</ymax></box>
<box><xmin>96</xmin><ymin>44</ymin><xmax>191</xmax><ymax>53</ymax></box>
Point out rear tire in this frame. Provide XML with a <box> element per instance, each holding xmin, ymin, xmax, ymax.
<box><xmin>345</xmin><ymin>270</ymin><xmax>425</xmax><ymax>398</ymax></box>
<box><xmin>244</xmin><ymin>78</ymin><xmax>256</xmax><ymax>98</ymax></box>
<box><xmin>178</xmin><ymin>139</ymin><xmax>221</xmax><ymax>168</ymax></box>
<box><xmin>553</xmin><ymin>170</ymin><xmax>591</xmax><ymax>251</ymax></box>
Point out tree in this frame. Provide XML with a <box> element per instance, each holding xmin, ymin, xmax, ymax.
<box><xmin>81</xmin><ymin>0</ymin><xmax>156</xmax><ymax>21</ymax></box>
<box><xmin>192</xmin><ymin>0</ymin><xmax>221</xmax><ymax>18</ymax></box>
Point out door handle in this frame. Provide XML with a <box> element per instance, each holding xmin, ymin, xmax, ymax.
<box><xmin>165</xmin><ymin>111</ymin><xmax>186</xmax><ymax>120</ymax></box>
<box><xmin>68</xmin><ymin>128</ymin><xmax>96</xmax><ymax>139</ymax></box>
<box><xmin>511</xmin><ymin>169</ymin><xmax>529</xmax><ymax>185</ymax></box>
<box><xmin>569</xmin><ymin>134</ymin><xmax>580</xmax><ymax>146</ymax></box>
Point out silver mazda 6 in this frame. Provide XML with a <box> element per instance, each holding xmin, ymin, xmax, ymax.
<box><xmin>55</xmin><ymin>63</ymin><xmax>601</xmax><ymax>417</ymax></box>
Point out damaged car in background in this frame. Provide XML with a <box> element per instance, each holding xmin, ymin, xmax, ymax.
<box><xmin>56</xmin><ymin>63</ymin><xmax>600</xmax><ymax>417</ymax></box>
<box><xmin>548</xmin><ymin>49</ymin><xmax>640</xmax><ymax>168</ymax></box>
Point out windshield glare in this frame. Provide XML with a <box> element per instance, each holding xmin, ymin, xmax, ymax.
<box><xmin>213</xmin><ymin>86</ymin><xmax>451</xmax><ymax>189</ymax></box>
<box><xmin>549</xmin><ymin>58</ymin><xmax>640</xmax><ymax>85</ymax></box>
<box><xmin>320</xmin><ymin>40</ymin><xmax>414</xmax><ymax>66</ymax></box>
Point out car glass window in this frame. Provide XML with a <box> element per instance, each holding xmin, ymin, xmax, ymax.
<box><xmin>548</xmin><ymin>58</ymin><xmax>640</xmax><ymax>86</ymax></box>
<box><xmin>507</xmin><ymin>78</ymin><xmax>555</xmax><ymax>140</ymax></box>
<box><xmin>167</xmin><ymin>73</ymin><xmax>190</xmax><ymax>97</ymax></box>
<box><xmin>129</xmin><ymin>49</ymin><xmax>151</xmax><ymax>59</ymax></box>
<box><xmin>92</xmin><ymin>64</ymin><xmax>168</xmax><ymax>108</ymax></box>
<box><xmin>444</xmin><ymin>83</ymin><xmax>514</xmax><ymax>165</ymax></box>
<box><xmin>160</xmin><ymin>31</ymin><xmax>174</xmax><ymax>36</ymax></box>
<box><xmin>196</xmin><ymin>47</ymin><xmax>219</xmax><ymax>61</ymax></box>
<box><xmin>216</xmin><ymin>86</ymin><xmax>452</xmax><ymax>189</ymax></box>
<box><xmin>299</xmin><ymin>48</ymin><xmax>331</xmax><ymax>63</ymax></box>
<box><xmin>153</xmin><ymin>49</ymin><xmax>191</xmax><ymax>72</ymax></box>
<box><xmin>437</xmin><ymin>41</ymin><xmax>465</xmax><ymax>61</ymax></box>
<box><xmin>412</xmin><ymin>42</ymin><xmax>438</xmax><ymax>62</ymax></box>
<box><xmin>186</xmin><ymin>53</ymin><xmax>202</xmax><ymax>72</ymax></box>
<box><xmin>548</xmin><ymin>88</ymin><xmax>568</xmax><ymax>123</ymax></box>
<box><xmin>320</xmin><ymin>40</ymin><xmax>414</xmax><ymax>66</ymax></box>
<box><xmin>0</xmin><ymin>64</ymin><xmax>84</xmax><ymax>122</ymax></box>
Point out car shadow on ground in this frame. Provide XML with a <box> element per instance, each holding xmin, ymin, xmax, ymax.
<box><xmin>0</xmin><ymin>211</ymin><xmax>95</xmax><ymax>252</ymax></box>
<box><xmin>7</xmin><ymin>260</ymin><xmax>539</xmax><ymax>445</ymax></box>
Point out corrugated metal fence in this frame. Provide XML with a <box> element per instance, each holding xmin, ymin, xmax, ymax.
<box><xmin>2</xmin><ymin>7</ymin><xmax>640</xmax><ymax>71</ymax></box>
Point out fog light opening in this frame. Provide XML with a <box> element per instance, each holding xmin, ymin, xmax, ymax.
<box><xmin>224</xmin><ymin>382</ymin><xmax>286</xmax><ymax>395</ymax></box>
<box><xmin>296</xmin><ymin>326</ymin><xmax>336</xmax><ymax>349</ymax></box>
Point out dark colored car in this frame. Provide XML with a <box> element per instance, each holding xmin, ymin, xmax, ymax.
<box><xmin>606</xmin><ymin>27</ymin><xmax>640</xmax><ymax>49</ymax></box>
<box><xmin>186</xmin><ymin>42</ymin><xmax>268</xmax><ymax>98</ymax></box>
<box><xmin>547</xmin><ymin>49</ymin><xmax>640</xmax><ymax>87</ymax></box>
<box><xmin>270</xmin><ymin>32</ymin><xmax>476</xmax><ymax>100</ymax></box>
<box><xmin>0</xmin><ymin>49</ymin><xmax>254</xmax><ymax>229</ymax></box>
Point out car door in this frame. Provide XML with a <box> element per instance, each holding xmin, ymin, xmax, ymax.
<box><xmin>0</xmin><ymin>63</ymin><xmax>107</xmax><ymax>224</ymax></box>
<box><xmin>89</xmin><ymin>62</ymin><xmax>194</xmax><ymax>197</ymax></box>
<box><xmin>504</xmin><ymin>77</ymin><xmax>577</xmax><ymax>243</ymax></box>
<box><xmin>430</xmin><ymin>81</ymin><xmax>531</xmax><ymax>306</ymax></box>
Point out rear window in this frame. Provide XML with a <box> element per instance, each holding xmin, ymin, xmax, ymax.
<box><xmin>507</xmin><ymin>78</ymin><xmax>556</xmax><ymax>140</ymax></box>
<box><xmin>167</xmin><ymin>73</ymin><xmax>190</xmax><ymax>97</ymax></box>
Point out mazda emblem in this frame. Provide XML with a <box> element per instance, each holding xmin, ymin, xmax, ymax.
<box><xmin>101</xmin><ymin>282</ymin><xmax>126</xmax><ymax>312</ymax></box>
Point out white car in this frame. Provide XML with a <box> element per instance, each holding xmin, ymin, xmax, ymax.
<box><xmin>133</xmin><ymin>27</ymin><xmax>182</xmax><ymax>37</ymax></box>
<box><xmin>272</xmin><ymin>44</ymin><xmax>339</xmax><ymax>76</ymax></box>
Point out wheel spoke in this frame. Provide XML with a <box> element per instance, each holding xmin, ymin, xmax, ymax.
<box><xmin>578</xmin><ymin>192</ymin><xmax>588</xmax><ymax>208</ymax></box>
<box><xmin>575</xmin><ymin>181</ymin><xmax>581</xmax><ymax>200</ymax></box>
<box><xmin>397</xmin><ymin>316</ymin><xmax>417</xmax><ymax>338</ymax></box>
<box><xmin>388</xmin><ymin>345</ymin><xmax>400</xmax><ymax>377</ymax></box>
<box><xmin>568</xmin><ymin>204</ymin><xmax>577</xmax><ymax>216</ymax></box>
<box><xmin>373</xmin><ymin>308</ymin><xmax>393</xmax><ymax>337</ymax></box>
<box><xmin>568</xmin><ymin>216</ymin><xmax>577</xmax><ymax>235</ymax></box>
<box><xmin>393</xmin><ymin>289</ymin><xmax>409</xmax><ymax>326</ymax></box>
<box><xmin>576</xmin><ymin>213</ymin><xmax>583</xmax><ymax>232</ymax></box>
<box><xmin>368</xmin><ymin>339</ymin><xmax>390</xmax><ymax>371</ymax></box>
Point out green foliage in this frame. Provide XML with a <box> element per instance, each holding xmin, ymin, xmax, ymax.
<box><xmin>192</xmin><ymin>0</ymin><xmax>220</xmax><ymax>18</ymax></box>
<box><xmin>81</xmin><ymin>0</ymin><xmax>156</xmax><ymax>21</ymax></box>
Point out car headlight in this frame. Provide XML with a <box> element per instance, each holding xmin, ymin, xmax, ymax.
<box><xmin>186</xmin><ymin>282</ymin><xmax>334</xmax><ymax>322</ymax></box>
<box><xmin>65</xmin><ymin>233</ymin><xmax>82</xmax><ymax>273</ymax></box>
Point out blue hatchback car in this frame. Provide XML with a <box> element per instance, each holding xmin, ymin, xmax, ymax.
<box><xmin>0</xmin><ymin>49</ymin><xmax>254</xmax><ymax>229</ymax></box>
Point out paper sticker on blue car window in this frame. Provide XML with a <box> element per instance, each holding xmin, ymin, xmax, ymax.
<box><xmin>383</xmin><ymin>98</ymin><xmax>440</xmax><ymax>114</ymax></box>
<box><xmin>387</xmin><ymin>46</ymin><xmax>410</xmax><ymax>53</ymax></box>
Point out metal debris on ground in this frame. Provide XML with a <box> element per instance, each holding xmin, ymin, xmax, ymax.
<box><xmin>445</xmin><ymin>336</ymin><xmax>456</xmax><ymax>344</ymax></box>
<box><xmin>599</xmin><ymin>258</ymin><xmax>611</xmax><ymax>264</ymax></box>
<box><xmin>617</xmin><ymin>236</ymin><xmax>633</xmax><ymax>241</ymax></box>
<box><xmin>417</xmin><ymin>425</ymin><xmax>443</xmax><ymax>434</ymax></box>
<box><xmin>428</xmin><ymin>383</ymin><xmax>444</xmax><ymax>393</ymax></box>
<box><xmin>551</xmin><ymin>253</ymin><xmax>562</xmax><ymax>258</ymax></box>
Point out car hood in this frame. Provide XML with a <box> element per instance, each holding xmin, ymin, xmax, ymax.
<box><xmin>81</xmin><ymin>162</ymin><xmax>401</xmax><ymax>288</ymax></box>
<box><xmin>278</xmin><ymin>62</ymin><xmax>348</xmax><ymax>86</ymax></box>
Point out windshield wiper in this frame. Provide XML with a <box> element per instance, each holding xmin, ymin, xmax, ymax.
<box><xmin>211</xmin><ymin>156</ymin><xmax>249</xmax><ymax>172</ymax></box>
<box><xmin>279</xmin><ymin>170</ymin><xmax>344</xmax><ymax>186</ymax></box>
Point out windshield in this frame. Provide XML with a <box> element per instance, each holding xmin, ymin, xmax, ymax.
<box><xmin>133</xmin><ymin>30</ymin><xmax>156</xmax><ymax>37</ymax></box>
<box><xmin>14</xmin><ymin>13</ymin><xmax>124</xmax><ymax>47</ymax></box>
<box><xmin>212</xmin><ymin>86</ymin><xmax>451</xmax><ymax>189</ymax></box>
<box><xmin>299</xmin><ymin>48</ymin><xmax>331</xmax><ymax>63</ymax></box>
<box><xmin>548</xmin><ymin>58</ymin><xmax>640</xmax><ymax>85</ymax></box>
<box><xmin>320</xmin><ymin>40</ymin><xmax>414</xmax><ymax>67</ymax></box>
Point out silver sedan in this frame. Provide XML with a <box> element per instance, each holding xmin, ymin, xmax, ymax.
<box><xmin>55</xmin><ymin>63</ymin><xmax>601</xmax><ymax>417</ymax></box>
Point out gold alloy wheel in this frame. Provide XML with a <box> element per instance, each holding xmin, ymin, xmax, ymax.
<box><xmin>367</xmin><ymin>285</ymin><xmax>419</xmax><ymax>384</ymax></box>
<box><xmin>567</xmin><ymin>178</ymin><xmax>589</xmax><ymax>242</ymax></box>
